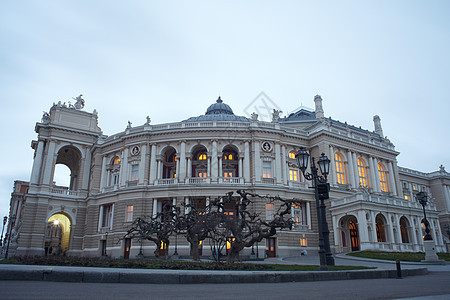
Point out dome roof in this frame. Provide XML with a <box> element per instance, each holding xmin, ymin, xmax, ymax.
<box><xmin>205</xmin><ymin>96</ymin><xmax>234</xmax><ymax>115</ymax></box>
<box><xmin>183</xmin><ymin>96</ymin><xmax>251</xmax><ymax>122</ymax></box>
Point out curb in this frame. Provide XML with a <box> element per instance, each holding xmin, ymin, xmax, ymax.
<box><xmin>0</xmin><ymin>267</ymin><xmax>428</xmax><ymax>284</ymax></box>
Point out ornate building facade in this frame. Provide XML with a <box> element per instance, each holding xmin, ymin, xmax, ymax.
<box><xmin>6</xmin><ymin>95</ymin><xmax>449</xmax><ymax>258</ymax></box>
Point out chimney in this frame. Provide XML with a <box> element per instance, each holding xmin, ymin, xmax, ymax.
<box><xmin>314</xmin><ymin>95</ymin><xmax>324</xmax><ymax>119</ymax></box>
<box><xmin>373</xmin><ymin>115</ymin><xmax>384</xmax><ymax>137</ymax></box>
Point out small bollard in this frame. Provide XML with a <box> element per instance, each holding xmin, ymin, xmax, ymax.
<box><xmin>396</xmin><ymin>260</ymin><xmax>402</xmax><ymax>278</ymax></box>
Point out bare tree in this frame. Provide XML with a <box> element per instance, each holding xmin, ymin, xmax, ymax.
<box><xmin>123</xmin><ymin>190</ymin><xmax>294</xmax><ymax>263</ymax></box>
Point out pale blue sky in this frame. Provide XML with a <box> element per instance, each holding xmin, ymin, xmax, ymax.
<box><xmin>1</xmin><ymin>1</ymin><xmax>449</xmax><ymax>218</ymax></box>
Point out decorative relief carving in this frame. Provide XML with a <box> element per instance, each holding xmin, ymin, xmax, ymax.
<box><xmin>261</xmin><ymin>141</ymin><xmax>273</xmax><ymax>152</ymax></box>
<box><xmin>131</xmin><ymin>145</ymin><xmax>140</xmax><ymax>156</ymax></box>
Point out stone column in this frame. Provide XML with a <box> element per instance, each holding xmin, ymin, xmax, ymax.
<box><xmin>332</xmin><ymin>215</ymin><xmax>338</xmax><ymax>248</ymax></box>
<box><xmin>42</xmin><ymin>140</ymin><xmax>56</xmax><ymax>186</ymax></box>
<box><xmin>370</xmin><ymin>211</ymin><xmax>377</xmax><ymax>244</ymax></box>
<box><xmin>184</xmin><ymin>197</ymin><xmax>190</xmax><ymax>214</ymax></box>
<box><xmin>179</xmin><ymin>141</ymin><xmax>187</xmax><ymax>181</ymax></box>
<box><xmin>98</xmin><ymin>205</ymin><xmax>104</xmax><ymax>232</ymax></box>
<box><xmin>306</xmin><ymin>201</ymin><xmax>311</xmax><ymax>229</ymax></box>
<box><xmin>347</xmin><ymin>150</ymin><xmax>356</xmax><ymax>188</ymax></box>
<box><xmin>30</xmin><ymin>140</ymin><xmax>45</xmax><ymax>184</ymax></box>
<box><xmin>352</xmin><ymin>152</ymin><xmax>360</xmax><ymax>187</ymax></box>
<box><xmin>149</xmin><ymin>144</ymin><xmax>157</xmax><ymax>184</ymax></box>
<box><xmin>238</xmin><ymin>157</ymin><xmax>243</xmax><ymax>178</ymax></box>
<box><xmin>275</xmin><ymin>143</ymin><xmax>282</xmax><ymax>183</ymax></box>
<box><xmin>435</xmin><ymin>219</ymin><xmax>444</xmax><ymax>245</ymax></box>
<box><xmin>211</xmin><ymin>140</ymin><xmax>218</xmax><ymax>181</ymax></box>
<box><xmin>387</xmin><ymin>213</ymin><xmax>395</xmax><ymax>245</ymax></box>
<box><xmin>430</xmin><ymin>219</ymin><xmax>438</xmax><ymax>242</ymax></box>
<box><xmin>157</xmin><ymin>159</ymin><xmax>162</xmax><ymax>180</ymax></box>
<box><xmin>207</xmin><ymin>156</ymin><xmax>211</xmax><ymax>177</ymax></box>
<box><xmin>120</xmin><ymin>148</ymin><xmax>129</xmax><ymax>187</ymax></box>
<box><xmin>206</xmin><ymin>197</ymin><xmax>210</xmax><ymax>213</ymax></box>
<box><xmin>329</xmin><ymin>145</ymin><xmax>337</xmax><ymax>185</ymax></box>
<box><xmin>187</xmin><ymin>157</ymin><xmax>192</xmax><ymax>178</ymax></box>
<box><xmin>218</xmin><ymin>157</ymin><xmax>223</xmax><ymax>178</ymax></box>
<box><xmin>110</xmin><ymin>204</ymin><xmax>115</xmax><ymax>230</ymax></box>
<box><xmin>372</xmin><ymin>158</ymin><xmax>381</xmax><ymax>193</ymax></box>
<box><xmin>281</xmin><ymin>145</ymin><xmax>287</xmax><ymax>185</ymax></box>
<box><xmin>244</xmin><ymin>140</ymin><xmax>251</xmax><ymax>182</ymax></box>
<box><xmin>152</xmin><ymin>199</ymin><xmax>158</xmax><ymax>218</ymax></box>
<box><xmin>138</xmin><ymin>144</ymin><xmax>147</xmax><ymax>184</ymax></box>
<box><xmin>81</xmin><ymin>147</ymin><xmax>91</xmax><ymax>190</ymax></box>
<box><xmin>368</xmin><ymin>157</ymin><xmax>376</xmax><ymax>191</ymax></box>
<box><xmin>357</xmin><ymin>210</ymin><xmax>370</xmax><ymax>247</ymax></box>
<box><xmin>254</xmin><ymin>141</ymin><xmax>261</xmax><ymax>182</ymax></box>
<box><xmin>100</xmin><ymin>155</ymin><xmax>108</xmax><ymax>191</ymax></box>
<box><xmin>388</xmin><ymin>161</ymin><xmax>397</xmax><ymax>196</ymax></box>
<box><xmin>394</xmin><ymin>214</ymin><xmax>402</xmax><ymax>245</ymax></box>
<box><xmin>176</xmin><ymin>154</ymin><xmax>180</xmax><ymax>178</ymax></box>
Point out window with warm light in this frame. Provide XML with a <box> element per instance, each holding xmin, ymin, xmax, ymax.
<box><xmin>224</xmin><ymin>154</ymin><xmax>233</xmax><ymax>160</ymax></box>
<box><xmin>197</xmin><ymin>172</ymin><xmax>207</xmax><ymax>178</ymax></box>
<box><xmin>378</xmin><ymin>163</ymin><xmax>388</xmax><ymax>192</ymax></box>
<box><xmin>266</xmin><ymin>203</ymin><xmax>274</xmax><ymax>221</ymax></box>
<box><xmin>263</xmin><ymin>161</ymin><xmax>272</xmax><ymax>178</ymax></box>
<box><xmin>288</xmin><ymin>151</ymin><xmax>296</xmax><ymax>159</ymax></box>
<box><xmin>113</xmin><ymin>157</ymin><xmax>120</xmax><ymax>165</ymax></box>
<box><xmin>357</xmin><ymin>157</ymin><xmax>368</xmax><ymax>187</ymax></box>
<box><xmin>198</xmin><ymin>153</ymin><xmax>207</xmax><ymax>160</ymax></box>
<box><xmin>126</xmin><ymin>205</ymin><xmax>133</xmax><ymax>222</ymax></box>
<box><xmin>292</xmin><ymin>203</ymin><xmax>306</xmax><ymax>225</ymax></box>
<box><xmin>404</xmin><ymin>195</ymin><xmax>409</xmax><ymax>200</ymax></box>
<box><xmin>289</xmin><ymin>169</ymin><xmax>298</xmax><ymax>181</ymax></box>
<box><xmin>300</xmin><ymin>238</ymin><xmax>307</xmax><ymax>247</ymax></box>
<box><xmin>334</xmin><ymin>152</ymin><xmax>346</xmax><ymax>184</ymax></box>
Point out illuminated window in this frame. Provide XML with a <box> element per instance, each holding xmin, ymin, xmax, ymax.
<box><xmin>288</xmin><ymin>151</ymin><xmax>296</xmax><ymax>159</ymax></box>
<box><xmin>198</xmin><ymin>153</ymin><xmax>207</xmax><ymax>160</ymax></box>
<box><xmin>404</xmin><ymin>195</ymin><xmax>409</xmax><ymax>200</ymax></box>
<box><xmin>113</xmin><ymin>157</ymin><xmax>121</xmax><ymax>165</ymax></box>
<box><xmin>223</xmin><ymin>172</ymin><xmax>232</xmax><ymax>177</ymax></box>
<box><xmin>160</xmin><ymin>241</ymin><xmax>167</xmax><ymax>250</ymax></box>
<box><xmin>289</xmin><ymin>169</ymin><xmax>298</xmax><ymax>181</ymax></box>
<box><xmin>263</xmin><ymin>161</ymin><xmax>272</xmax><ymax>178</ymax></box>
<box><xmin>378</xmin><ymin>163</ymin><xmax>388</xmax><ymax>192</ymax></box>
<box><xmin>412</xmin><ymin>184</ymin><xmax>418</xmax><ymax>191</ymax></box>
<box><xmin>266</xmin><ymin>203</ymin><xmax>274</xmax><ymax>221</ymax></box>
<box><xmin>300</xmin><ymin>238</ymin><xmax>307</xmax><ymax>247</ymax></box>
<box><xmin>126</xmin><ymin>205</ymin><xmax>133</xmax><ymax>222</ymax></box>
<box><xmin>197</xmin><ymin>172</ymin><xmax>207</xmax><ymax>178</ymax></box>
<box><xmin>334</xmin><ymin>152</ymin><xmax>346</xmax><ymax>184</ymax></box>
<box><xmin>224</xmin><ymin>154</ymin><xmax>233</xmax><ymax>160</ymax></box>
<box><xmin>292</xmin><ymin>203</ymin><xmax>306</xmax><ymax>225</ymax></box>
<box><xmin>357</xmin><ymin>158</ymin><xmax>368</xmax><ymax>187</ymax></box>
<box><xmin>226</xmin><ymin>237</ymin><xmax>235</xmax><ymax>250</ymax></box>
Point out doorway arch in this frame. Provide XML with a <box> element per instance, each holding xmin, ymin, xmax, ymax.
<box><xmin>45</xmin><ymin>213</ymin><xmax>72</xmax><ymax>255</ymax></box>
<box><xmin>339</xmin><ymin>215</ymin><xmax>360</xmax><ymax>252</ymax></box>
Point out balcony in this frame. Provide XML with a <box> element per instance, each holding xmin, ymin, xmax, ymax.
<box><xmin>261</xmin><ymin>178</ymin><xmax>276</xmax><ymax>185</ymax></box>
<box><xmin>155</xmin><ymin>178</ymin><xmax>178</xmax><ymax>185</ymax></box>
<box><xmin>50</xmin><ymin>187</ymin><xmax>87</xmax><ymax>198</ymax></box>
<box><xmin>218</xmin><ymin>177</ymin><xmax>244</xmax><ymax>184</ymax></box>
<box><xmin>187</xmin><ymin>177</ymin><xmax>211</xmax><ymax>184</ymax></box>
<box><xmin>288</xmin><ymin>181</ymin><xmax>308</xmax><ymax>189</ymax></box>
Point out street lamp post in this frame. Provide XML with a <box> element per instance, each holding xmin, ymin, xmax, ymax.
<box><xmin>296</xmin><ymin>147</ymin><xmax>335</xmax><ymax>270</ymax></box>
<box><xmin>104</xmin><ymin>231</ymin><xmax>108</xmax><ymax>257</ymax></box>
<box><xmin>416</xmin><ymin>191</ymin><xmax>439</xmax><ymax>262</ymax></box>
<box><xmin>416</xmin><ymin>192</ymin><xmax>432</xmax><ymax>241</ymax></box>
<box><xmin>1</xmin><ymin>216</ymin><xmax>7</xmax><ymax>248</ymax></box>
<box><xmin>5</xmin><ymin>214</ymin><xmax>16</xmax><ymax>259</ymax></box>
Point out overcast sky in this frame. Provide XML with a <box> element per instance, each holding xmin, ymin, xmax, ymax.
<box><xmin>1</xmin><ymin>1</ymin><xmax>449</xmax><ymax>219</ymax></box>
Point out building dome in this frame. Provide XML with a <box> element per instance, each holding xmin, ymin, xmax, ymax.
<box><xmin>205</xmin><ymin>96</ymin><xmax>234</xmax><ymax>115</ymax></box>
<box><xmin>183</xmin><ymin>96</ymin><xmax>251</xmax><ymax>122</ymax></box>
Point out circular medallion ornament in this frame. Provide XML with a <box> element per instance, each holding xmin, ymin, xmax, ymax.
<box><xmin>131</xmin><ymin>145</ymin><xmax>140</xmax><ymax>156</ymax></box>
<box><xmin>261</xmin><ymin>141</ymin><xmax>273</xmax><ymax>152</ymax></box>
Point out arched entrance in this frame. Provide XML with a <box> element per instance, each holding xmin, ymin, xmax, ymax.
<box><xmin>54</xmin><ymin>146</ymin><xmax>82</xmax><ymax>190</ymax></box>
<box><xmin>339</xmin><ymin>215</ymin><xmax>360</xmax><ymax>252</ymax></box>
<box><xmin>45</xmin><ymin>213</ymin><xmax>72</xmax><ymax>255</ymax></box>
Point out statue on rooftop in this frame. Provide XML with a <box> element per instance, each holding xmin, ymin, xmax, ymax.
<box><xmin>251</xmin><ymin>112</ymin><xmax>258</xmax><ymax>121</ymax></box>
<box><xmin>73</xmin><ymin>94</ymin><xmax>85</xmax><ymax>110</ymax></box>
<box><xmin>271</xmin><ymin>109</ymin><xmax>282</xmax><ymax>122</ymax></box>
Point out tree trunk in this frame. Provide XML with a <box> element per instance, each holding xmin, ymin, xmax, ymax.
<box><xmin>190</xmin><ymin>241</ymin><xmax>200</xmax><ymax>261</ymax></box>
<box><xmin>226</xmin><ymin>249</ymin><xmax>240</xmax><ymax>263</ymax></box>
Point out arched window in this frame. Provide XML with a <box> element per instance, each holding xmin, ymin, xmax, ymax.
<box><xmin>109</xmin><ymin>156</ymin><xmax>121</xmax><ymax>186</ymax></box>
<box><xmin>198</xmin><ymin>153</ymin><xmax>207</xmax><ymax>160</ymax></box>
<box><xmin>378</xmin><ymin>163</ymin><xmax>389</xmax><ymax>192</ymax></box>
<box><xmin>113</xmin><ymin>157</ymin><xmax>121</xmax><ymax>165</ymax></box>
<box><xmin>399</xmin><ymin>217</ymin><xmax>410</xmax><ymax>243</ymax></box>
<box><xmin>288</xmin><ymin>150</ymin><xmax>296</xmax><ymax>159</ymax></box>
<box><xmin>375</xmin><ymin>214</ymin><xmax>387</xmax><ymax>242</ymax></box>
<box><xmin>357</xmin><ymin>157</ymin><xmax>368</xmax><ymax>187</ymax></box>
<box><xmin>334</xmin><ymin>152</ymin><xmax>346</xmax><ymax>184</ymax></box>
